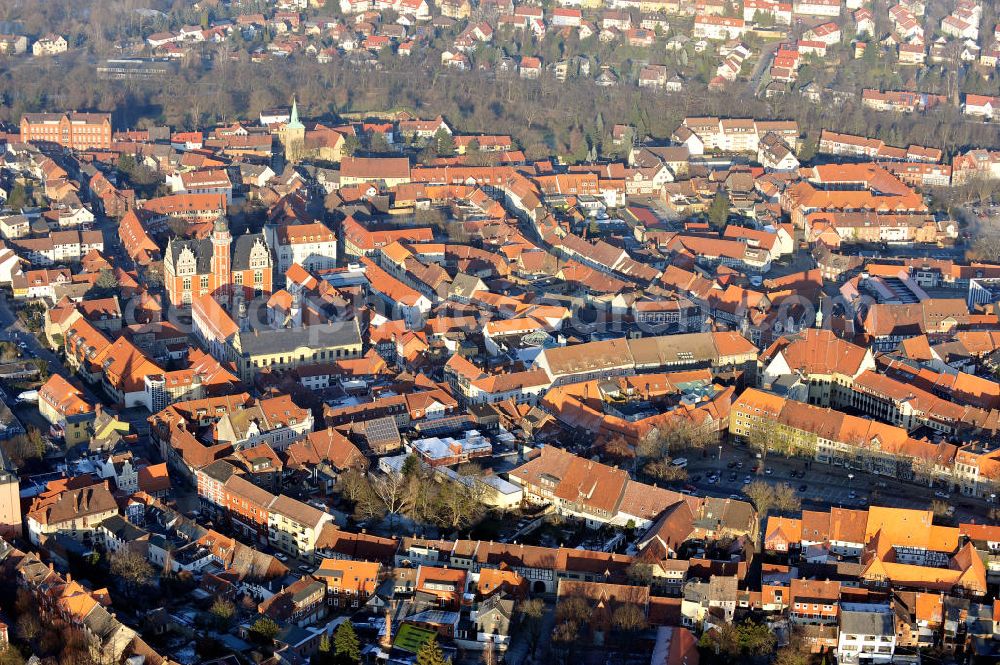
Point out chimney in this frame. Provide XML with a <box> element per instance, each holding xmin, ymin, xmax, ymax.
<box><xmin>381</xmin><ymin>605</ymin><xmax>393</xmax><ymax>650</ymax></box>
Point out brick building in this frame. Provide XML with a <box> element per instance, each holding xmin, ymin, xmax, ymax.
<box><xmin>20</xmin><ymin>112</ymin><xmax>112</xmax><ymax>150</ymax></box>
<box><xmin>163</xmin><ymin>216</ymin><xmax>273</xmax><ymax>307</ymax></box>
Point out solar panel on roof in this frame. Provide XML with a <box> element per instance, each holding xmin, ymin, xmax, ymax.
<box><xmin>413</xmin><ymin>415</ymin><xmax>471</xmax><ymax>436</ymax></box>
<box><xmin>361</xmin><ymin>416</ymin><xmax>399</xmax><ymax>443</ymax></box>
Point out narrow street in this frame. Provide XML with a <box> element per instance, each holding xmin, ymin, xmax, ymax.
<box><xmin>0</xmin><ymin>292</ymin><xmax>66</xmax><ymax>377</ymax></box>
<box><xmin>502</xmin><ymin>602</ymin><xmax>555</xmax><ymax>665</ymax></box>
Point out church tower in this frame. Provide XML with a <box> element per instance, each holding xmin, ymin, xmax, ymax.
<box><xmin>211</xmin><ymin>216</ymin><xmax>232</xmax><ymax>304</ymax></box>
<box><xmin>281</xmin><ymin>96</ymin><xmax>306</xmax><ymax>163</ymax></box>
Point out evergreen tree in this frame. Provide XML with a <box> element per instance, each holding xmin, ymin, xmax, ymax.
<box><xmin>6</xmin><ymin>183</ymin><xmax>26</xmax><ymax>210</ymax></box>
<box><xmin>434</xmin><ymin>128</ymin><xmax>456</xmax><ymax>157</ymax></box>
<box><xmin>416</xmin><ymin>636</ymin><xmax>448</xmax><ymax>665</ymax></box>
<box><xmin>341</xmin><ymin>134</ymin><xmax>360</xmax><ymax>159</ymax></box>
<box><xmin>708</xmin><ymin>191</ymin><xmax>730</xmax><ymax>229</ymax></box>
<box><xmin>249</xmin><ymin>617</ymin><xmax>280</xmax><ymax>643</ymax></box>
<box><xmin>401</xmin><ymin>454</ymin><xmax>420</xmax><ymax>478</ymax></box>
<box><xmin>312</xmin><ymin>634</ymin><xmax>334</xmax><ymax>665</ymax></box>
<box><xmin>333</xmin><ymin>621</ymin><xmax>361</xmax><ymax>665</ymax></box>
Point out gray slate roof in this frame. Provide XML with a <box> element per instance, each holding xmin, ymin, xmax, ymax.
<box><xmin>840</xmin><ymin>609</ymin><xmax>894</xmax><ymax>637</ymax></box>
<box><xmin>237</xmin><ymin>319</ymin><xmax>361</xmax><ymax>355</ymax></box>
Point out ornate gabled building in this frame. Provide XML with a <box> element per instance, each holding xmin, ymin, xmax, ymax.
<box><xmin>164</xmin><ymin>217</ymin><xmax>274</xmax><ymax>307</ymax></box>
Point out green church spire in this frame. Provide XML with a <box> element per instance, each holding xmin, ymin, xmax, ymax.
<box><xmin>287</xmin><ymin>96</ymin><xmax>303</xmax><ymax>130</ymax></box>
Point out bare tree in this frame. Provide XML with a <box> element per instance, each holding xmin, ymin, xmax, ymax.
<box><xmin>556</xmin><ymin>596</ymin><xmax>591</xmax><ymax>624</ymax></box>
<box><xmin>746</xmin><ymin>426</ymin><xmax>776</xmax><ymax>463</ymax></box>
<box><xmin>611</xmin><ymin>603</ymin><xmax>647</xmax><ymax>634</ymax></box>
<box><xmin>744</xmin><ymin>481</ymin><xmax>776</xmax><ymax>518</ymax></box>
<box><xmin>643</xmin><ymin>459</ymin><xmax>688</xmax><ymax>483</ymax></box>
<box><xmin>773</xmin><ymin>483</ymin><xmax>801</xmax><ymax>513</ymax></box>
<box><xmin>110</xmin><ymin>549</ymin><xmax>155</xmax><ymax>598</ymax></box>
<box><xmin>931</xmin><ymin>499</ymin><xmax>951</xmax><ymax>518</ymax></box>
<box><xmin>369</xmin><ymin>472</ymin><xmax>412</xmax><ymax>517</ymax></box>
<box><xmin>436</xmin><ymin>465</ymin><xmax>487</xmax><ymax>530</ymax></box>
<box><xmin>976</xmin><ymin>236</ymin><xmax>1000</xmax><ymax>264</ymax></box>
<box><xmin>515</xmin><ymin>598</ymin><xmax>546</xmax><ymax>659</ymax></box>
<box><xmin>338</xmin><ymin>468</ymin><xmax>370</xmax><ymax>503</ymax></box>
<box><xmin>642</xmin><ymin>418</ymin><xmax>715</xmax><ymax>458</ymax></box>
<box><xmin>626</xmin><ymin>562</ymin><xmax>655</xmax><ymax>585</ymax></box>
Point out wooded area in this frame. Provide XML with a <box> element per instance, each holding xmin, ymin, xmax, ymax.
<box><xmin>3</xmin><ymin>48</ymin><xmax>1000</xmax><ymax>163</ymax></box>
<box><xmin>2</xmin><ymin>0</ymin><xmax>1000</xmax><ymax>161</ymax></box>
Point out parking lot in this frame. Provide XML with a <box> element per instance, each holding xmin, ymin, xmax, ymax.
<box><xmin>677</xmin><ymin>441</ymin><xmax>983</xmax><ymax>523</ymax></box>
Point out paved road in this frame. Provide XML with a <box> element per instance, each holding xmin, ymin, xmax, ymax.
<box><xmin>747</xmin><ymin>41</ymin><xmax>780</xmax><ymax>96</ymax></box>
<box><xmin>0</xmin><ymin>294</ymin><xmax>64</xmax><ymax>375</ymax></box>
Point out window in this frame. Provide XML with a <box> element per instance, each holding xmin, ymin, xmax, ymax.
<box><xmin>234</xmin><ymin>272</ymin><xmax>243</xmax><ymax>285</ymax></box>
<box><xmin>200</xmin><ymin>276</ymin><xmax>209</xmax><ymax>289</ymax></box>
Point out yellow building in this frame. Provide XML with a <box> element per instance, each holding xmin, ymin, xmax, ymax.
<box><xmin>38</xmin><ymin>374</ymin><xmax>95</xmax><ymax>447</ymax></box>
<box><xmin>268</xmin><ymin>495</ymin><xmax>334</xmax><ymax>558</ymax></box>
<box><xmin>191</xmin><ymin>296</ymin><xmax>364</xmax><ymax>381</ymax></box>
<box><xmin>231</xmin><ymin>321</ymin><xmax>363</xmax><ymax>381</ymax></box>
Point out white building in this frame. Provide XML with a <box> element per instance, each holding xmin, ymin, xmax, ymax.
<box><xmin>269</xmin><ymin>221</ymin><xmax>338</xmax><ymax>274</ymax></box>
<box><xmin>98</xmin><ymin>455</ymin><xmax>139</xmax><ymax>494</ymax></box>
<box><xmin>32</xmin><ymin>35</ymin><xmax>68</xmax><ymax>56</ymax></box>
<box><xmin>837</xmin><ymin>605</ymin><xmax>896</xmax><ymax>664</ymax></box>
<box><xmin>407</xmin><ymin>430</ymin><xmax>493</xmax><ymax>467</ymax></box>
<box><xmin>793</xmin><ymin>0</ymin><xmax>841</xmax><ymax>17</ymax></box>
<box><xmin>693</xmin><ymin>16</ymin><xmax>747</xmax><ymax>41</ymax></box>
<box><xmin>168</xmin><ymin>168</ymin><xmax>233</xmax><ymax>203</ymax></box>
<box><xmin>268</xmin><ymin>495</ymin><xmax>334</xmax><ymax>558</ymax></box>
